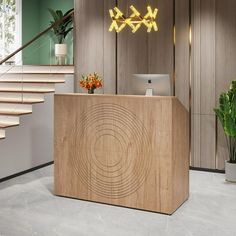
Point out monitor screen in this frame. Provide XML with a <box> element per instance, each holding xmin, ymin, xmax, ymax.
<box><xmin>131</xmin><ymin>74</ymin><xmax>172</xmax><ymax>96</ymax></box>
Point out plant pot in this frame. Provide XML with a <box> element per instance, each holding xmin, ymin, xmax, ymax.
<box><xmin>55</xmin><ymin>44</ymin><xmax>67</xmax><ymax>65</ymax></box>
<box><xmin>225</xmin><ymin>160</ymin><xmax>236</xmax><ymax>182</ymax></box>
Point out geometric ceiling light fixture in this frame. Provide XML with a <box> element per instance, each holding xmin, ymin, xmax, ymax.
<box><xmin>109</xmin><ymin>5</ymin><xmax>158</xmax><ymax>33</ymax></box>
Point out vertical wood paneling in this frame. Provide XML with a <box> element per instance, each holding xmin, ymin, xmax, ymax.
<box><xmin>200</xmin><ymin>0</ymin><xmax>216</xmax><ymax>169</ymax></box>
<box><xmin>200</xmin><ymin>0</ymin><xmax>216</xmax><ymax>115</ymax></box>
<box><xmin>148</xmin><ymin>0</ymin><xmax>174</xmax><ymax>76</ymax></box>
<box><xmin>117</xmin><ymin>0</ymin><xmax>174</xmax><ymax>95</ymax></box>
<box><xmin>215</xmin><ymin>0</ymin><xmax>236</xmax><ymax>169</ymax></box>
<box><xmin>74</xmin><ymin>0</ymin><xmax>116</xmax><ymax>94</ymax></box>
<box><xmin>191</xmin><ymin>0</ymin><xmax>216</xmax><ymax>169</ymax></box>
<box><xmin>200</xmin><ymin>115</ymin><xmax>216</xmax><ymax>168</ymax></box>
<box><xmin>117</xmin><ymin>0</ymin><xmax>148</xmax><ymax>95</ymax></box>
<box><xmin>175</xmin><ymin>0</ymin><xmax>190</xmax><ymax>110</ymax></box>
<box><xmin>191</xmin><ymin>115</ymin><xmax>201</xmax><ymax>167</ymax></box>
<box><xmin>104</xmin><ymin>1</ymin><xmax>117</xmax><ymax>94</ymax></box>
<box><xmin>191</xmin><ymin>0</ymin><xmax>201</xmax><ymax>167</ymax></box>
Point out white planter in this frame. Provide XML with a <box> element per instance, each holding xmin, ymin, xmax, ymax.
<box><xmin>55</xmin><ymin>44</ymin><xmax>67</xmax><ymax>65</ymax></box>
<box><xmin>55</xmin><ymin>44</ymin><xmax>67</xmax><ymax>56</ymax></box>
<box><xmin>225</xmin><ymin>160</ymin><xmax>236</xmax><ymax>182</ymax></box>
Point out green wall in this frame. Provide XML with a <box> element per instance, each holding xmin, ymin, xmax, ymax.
<box><xmin>22</xmin><ymin>0</ymin><xmax>40</xmax><ymax>64</ymax></box>
<box><xmin>22</xmin><ymin>0</ymin><xmax>74</xmax><ymax>65</ymax></box>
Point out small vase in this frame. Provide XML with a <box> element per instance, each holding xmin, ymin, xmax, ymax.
<box><xmin>88</xmin><ymin>88</ymin><xmax>95</xmax><ymax>94</ymax></box>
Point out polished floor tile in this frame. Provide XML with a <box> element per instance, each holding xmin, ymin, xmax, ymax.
<box><xmin>0</xmin><ymin>166</ymin><xmax>236</xmax><ymax>236</ymax></box>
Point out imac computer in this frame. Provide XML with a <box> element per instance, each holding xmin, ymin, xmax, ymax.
<box><xmin>131</xmin><ymin>74</ymin><xmax>172</xmax><ymax>96</ymax></box>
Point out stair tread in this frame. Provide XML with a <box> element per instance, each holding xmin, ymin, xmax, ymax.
<box><xmin>0</xmin><ymin>89</ymin><xmax>55</xmax><ymax>93</ymax></box>
<box><xmin>0</xmin><ymin>122</ymin><xmax>19</xmax><ymax>128</ymax></box>
<box><xmin>0</xmin><ymin>109</ymin><xmax>32</xmax><ymax>115</ymax></box>
<box><xmin>0</xmin><ymin>98</ymin><xmax>44</xmax><ymax>104</ymax></box>
<box><xmin>0</xmin><ymin>79</ymin><xmax>65</xmax><ymax>83</ymax></box>
<box><xmin>0</xmin><ymin>65</ymin><xmax>74</xmax><ymax>74</ymax></box>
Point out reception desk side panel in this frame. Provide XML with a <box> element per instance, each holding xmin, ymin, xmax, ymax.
<box><xmin>172</xmin><ymin>99</ymin><xmax>190</xmax><ymax>211</ymax></box>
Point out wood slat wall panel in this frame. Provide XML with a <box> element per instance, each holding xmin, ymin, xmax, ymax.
<box><xmin>74</xmin><ymin>0</ymin><xmax>116</xmax><ymax>94</ymax></box>
<box><xmin>200</xmin><ymin>115</ymin><xmax>216</xmax><ymax>169</ymax></box>
<box><xmin>117</xmin><ymin>0</ymin><xmax>174</xmax><ymax>95</ymax></box>
<box><xmin>191</xmin><ymin>0</ymin><xmax>201</xmax><ymax>166</ymax></box>
<box><xmin>148</xmin><ymin>0</ymin><xmax>174</xmax><ymax>76</ymax></box>
<box><xmin>117</xmin><ymin>0</ymin><xmax>149</xmax><ymax>95</ymax></box>
<box><xmin>191</xmin><ymin>115</ymin><xmax>201</xmax><ymax>167</ymax></box>
<box><xmin>175</xmin><ymin>0</ymin><xmax>190</xmax><ymax>110</ymax></box>
<box><xmin>215</xmin><ymin>0</ymin><xmax>236</xmax><ymax>170</ymax></box>
<box><xmin>191</xmin><ymin>0</ymin><xmax>216</xmax><ymax>169</ymax></box>
<box><xmin>200</xmin><ymin>0</ymin><xmax>216</xmax><ymax>115</ymax></box>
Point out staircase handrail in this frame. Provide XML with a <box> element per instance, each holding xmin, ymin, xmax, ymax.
<box><xmin>0</xmin><ymin>10</ymin><xmax>74</xmax><ymax>65</ymax></box>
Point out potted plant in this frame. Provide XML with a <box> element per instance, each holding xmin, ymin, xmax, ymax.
<box><xmin>48</xmin><ymin>8</ymin><xmax>74</xmax><ymax>64</ymax></box>
<box><xmin>214</xmin><ymin>81</ymin><xmax>236</xmax><ymax>182</ymax></box>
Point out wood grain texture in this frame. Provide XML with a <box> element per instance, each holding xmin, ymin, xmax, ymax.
<box><xmin>191</xmin><ymin>0</ymin><xmax>236</xmax><ymax>170</ymax></box>
<box><xmin>191</xmin><ymin>0</ymin><xmax>216</xmax><ymax>169</ymax></box>
<box><xmin>191</xmin><ymin>0</ymin><xmax>201</xmax><ymax>167</ymax></box>
<box><xmin>215</xmin><ymin>0</ymin><xmax>236</xmax><ymax>170</ymax></box>
<box><xmin>54</xmin><ymin>94</ymin><xmax>189</xmax><ymax>215</ymax></box>
<box><xmin>175</xmin><ymin>0</ymin><xmax>190</xmax><ymax>111</ymax></box>
<box><xmin>74</xmin><ymin>0</ymin><xmax>116</xmax><ymax>94</ymax></box>
<box><xmin>117</xmin><ymin>0</ymin><xmax>148</xmax><ymax>95</ymax></box>
<box><xmin>117</xmin><ymin>0</ymin><xmax>174</xmax><ymax>95</ymax></box>
<box><xmin>191</xmin><ymin>114</ymin><xmax>201</xmax><ymax>167</ymax></box>
<box><xmin>200</xmin><ymin>115</ymin><xmax>216</xmax><ymax>169</ymax></box>
<box><xmin>192</xmin><ymin>0</ymin><xmax>201</xmax><ymax>115</ymax></box>
<box><xmin>200</xmin><ymin>0</ymin><xmax>216</xmax><ymax>115</ymax></box>
<box><xmin>148</xmin><ymin>0</ymin><xmax>174</xmax><ymax>76</ymax></box>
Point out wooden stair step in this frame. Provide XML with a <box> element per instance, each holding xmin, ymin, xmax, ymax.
<box><xmin>0</xmin><ymin>122</ymin><xmax>19</xmax><ymax>128</ymax></box>
<box><xmin>0</xmin><ymin>93</ymin><xmax>45</xmax><ymax>104</ymax></box>
<box><xmin>0</xmin><ymin>109</ymin><xmax>32</xmax><ymax>116</ymax></box>
<box><xmin>0</xmin><ymin>89</ymin><xmax>55</xmax><ymax>93</ymax></box>
<box><xmin>0</xmin><ymin>99</ymin><xmax>44</xmax><ymax>104</ymax></box>
<box><xmin>0</xmin><ymin>79</ymin><xmax>65</xmax><ymax>83</ymax></box>
<box><xmin>0</xmin><ymin>115</ymin><xmax>19</xmax><ymax>128</ymax></box>
<box><xmin>0</xmin><ymin>123</ymin><xmax>19</xmax><ymax>128</ymax></box>
<box><xmin>0</xmin><ymin>129</ymin><xmax>5</xmax><ymax>139</ymax></box>
<box><xmin>0</xmin><ymin>65</ymin><xmax>74</xmax><ymax>74</ymax></box>
<box><xmin>0</xmin><ymin>82</ymin><xmax>55</xmax><ymax>93</ymax></box>
<box><xmin>0</xmin><ymin>104</ymin><xmax>32</xmax><ymax>116</ymax></box>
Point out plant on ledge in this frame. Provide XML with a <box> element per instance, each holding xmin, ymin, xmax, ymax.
<box><xmin>48</xmin><ymin>8</ymin><xmax>74</xmax><ymax>65</ymax></box>
<box><xmin>214</xmin><ymin>81</ymin><xmax>236</xmax><ymax>182</ymax></box>
<box><xmin>80</xmin><ymin>73</ymin><xmax>103</xmax><ymax>94</ymax></box>
<box><xmin>48</xmin><ymin>8</ymin><xmax>74</xmax><ymax>44</ymax></box>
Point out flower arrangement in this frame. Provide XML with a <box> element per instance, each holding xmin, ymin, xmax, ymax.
<box><xmin>80</xmin><ymin>73</ymin><xmax>102</xmax><ymax>94</ymax></box>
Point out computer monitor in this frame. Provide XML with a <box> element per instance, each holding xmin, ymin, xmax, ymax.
<box><xmin>131</xmin><ymin>74</ymin><xmax>172</xmax><ymax>96</ymax></box>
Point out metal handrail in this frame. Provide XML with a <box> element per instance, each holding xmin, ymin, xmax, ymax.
<box><xmin>0</xmin><ymin>10</ymin><xmax>74</xmax><ymax>65</ymax></box>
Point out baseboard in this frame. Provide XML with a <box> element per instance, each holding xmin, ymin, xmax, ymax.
<box><xmin>190</xmin><ymin>166</ymin><xmax>225</xmax><ymax>174</ymax></box>
<box><xmin>0</xmin><ymin>161</ymin><xmax>54</xmax><ymax>183</ymax></box>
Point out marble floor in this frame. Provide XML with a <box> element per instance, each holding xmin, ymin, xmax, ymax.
<box><xmin>0</xmin><ymin>166</ymin><xmax>236</xmax><ymax>236</ymax></box>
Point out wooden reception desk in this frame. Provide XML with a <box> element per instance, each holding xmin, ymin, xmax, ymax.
<box><xmin>54</xmin><ymin>94</ymin><xmax>189</xmax><ymax>215</ymax></box>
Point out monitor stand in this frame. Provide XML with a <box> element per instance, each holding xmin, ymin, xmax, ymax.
<box><xmin>145</xmin><ymin>88</ymin><xmax>153</xmax><ymax>96</ymax></box>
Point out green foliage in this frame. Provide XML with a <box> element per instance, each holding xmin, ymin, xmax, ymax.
<box><xmin>214</xmin><ymin>81</ymin><xmax>236</xmax><ymax>163</ymax></box>
<box><xmin>48</xmin><ymin>8</ymin><xmax>74</xmax><ymax>44</ymax></box>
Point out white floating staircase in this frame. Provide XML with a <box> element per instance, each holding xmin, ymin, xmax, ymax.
<box><xmin>0</xmin><ymin>65</ymin><xmax>74</xmax><ymax>139</ymax></box>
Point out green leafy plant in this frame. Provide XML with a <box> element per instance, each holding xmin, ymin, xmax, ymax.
<box><xmin>214</xmin><ymin>81</ymin><xmax>236</xmax><ymax>163</ymax></box>
<box><xmin>48</xmin><ymin>8</ymin><xmax>74</xmax><ymax>44</ymax></box>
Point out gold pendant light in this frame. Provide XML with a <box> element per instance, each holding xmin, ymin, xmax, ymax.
<box><xmin>109</xmin><ymin>5</ymin><xmax>158</xmax><ymax>33</ymax></box>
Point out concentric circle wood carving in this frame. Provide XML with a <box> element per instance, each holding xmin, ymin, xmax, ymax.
<box><xmin>71</xmin><ymin>103</ymin><xmax>152</xmax><ymax>199</ymax></box>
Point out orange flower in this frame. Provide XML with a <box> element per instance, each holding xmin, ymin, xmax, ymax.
<box><xmin>80</xmin><ymin>72</ymin><xmax>103</xmax><ymax>92</ymax></box>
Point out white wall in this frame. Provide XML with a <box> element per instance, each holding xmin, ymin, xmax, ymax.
<box><xmin>0</xmin><ymin>75</ymin><xmax>74</xmax><ymax>179</ymax></box>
